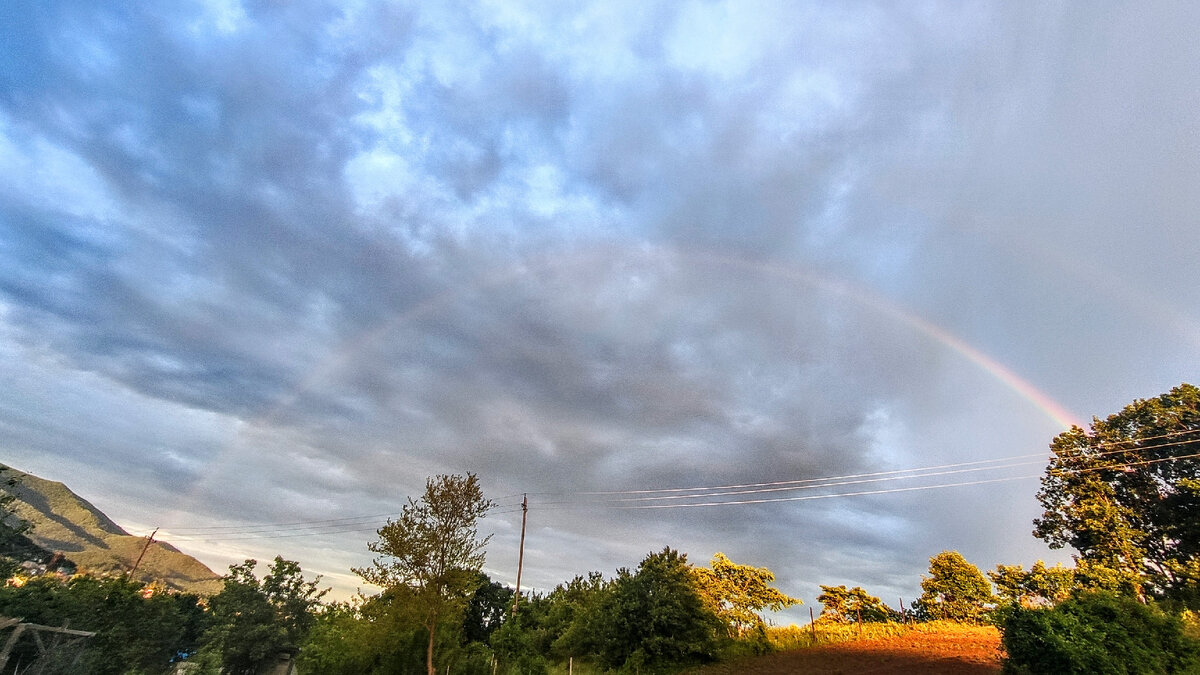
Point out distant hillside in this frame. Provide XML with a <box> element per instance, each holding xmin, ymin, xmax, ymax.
<box><xmin>2</xmin><ymin>467</ymin><xmax>222</xmax><ymax>595</ymax></box>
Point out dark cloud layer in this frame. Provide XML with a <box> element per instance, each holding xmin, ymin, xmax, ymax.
<box><xmin>1</xmin><ymin>1</ymin><xmax>1196</xmax><ymax>611</ymax></box>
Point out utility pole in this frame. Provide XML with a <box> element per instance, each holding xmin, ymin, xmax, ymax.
<box><xmin>511</xmin><ymin>494</ymin><xmax>528</xmax><ymax>617</ymax></box>
<box><xmin>128</xmin><ymin>527</ymin><xmax>158</xmax><ymax>579</ymax></box>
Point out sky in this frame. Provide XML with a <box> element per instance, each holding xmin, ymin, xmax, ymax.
<box><xmin>1</xmin><ymin>1</ymin><xmax>1198</xmax><ymax>619</ymax></box>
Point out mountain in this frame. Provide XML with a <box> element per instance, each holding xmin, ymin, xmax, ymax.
<box><xmin>2</xmin><ymin>466</ymin><xmax>223</xmax><ymax>595</ymax></box>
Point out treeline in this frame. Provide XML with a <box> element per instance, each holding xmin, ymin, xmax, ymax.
<box><xmin>1</xmin><ymin>383</ymin><xmax>1199</xmax><ymax>674</ymax></box>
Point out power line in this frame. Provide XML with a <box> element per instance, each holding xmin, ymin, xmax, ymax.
<box><xmin>532</xmin><ymin>451</ymin><xmax>1200</xmax><ymax>512</ymax></box>
<box><xmin>138</xmin><ymin>429</ymin><xmax>1199</xmax><ymax>541</ymax></box>
<box><xmin>560</xmin><ymin>428</ymin><xmax>1200</xmax><ymax>499</ymax></box>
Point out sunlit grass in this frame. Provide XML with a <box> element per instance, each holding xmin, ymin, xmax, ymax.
<box><xmin>763</xmin><ymin>619</ymin><xmax>976</xmax><ymax>651</ymax></box>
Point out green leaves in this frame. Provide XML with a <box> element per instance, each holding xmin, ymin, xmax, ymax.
<box><xmin>693</xmin><ymin>552</ymin><xmax>801</xmax><ymax>632</ymax></box>
<box><xmin>1034</xmin><ymin>383</ymin><xmax>1200</xmax><ymax>600</ymax></box>
<box><xmin>916</xmin><ymin>550</ymin><xmax>995</xmax><ymax>623</ymax></box>
<box><xmin>352</xmin><ymin>473</ymin><xmax>494</xmax><ymax>675</ymax></box>
<box><xmin>817</xmin><ymin>584</ymin><xmax>895</xmax><ymax>623</ymax></box>
<box><xmin>1000</xmin><ymin>591</ymin><xmax>1200</xmax><ymax>674</ymax></box>
<box><xmin>989</xmin><ymin>561</ymin><xmax>1075</xmax><ymax>607</ymax></box>
<box><xmin>199</xmin><ymin>556</ymin><xmax>326</xmax><ymax>674</ymax></box>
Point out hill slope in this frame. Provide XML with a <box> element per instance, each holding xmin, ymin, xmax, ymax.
<box><xmin>3</xmin><ymin>467</ymin><xmax>222</xmax><ymax>595</ymax></box>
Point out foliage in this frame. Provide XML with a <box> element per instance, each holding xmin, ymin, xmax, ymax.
<box><xmin>0</xmin><ymin>573</ymin><xmax>205</xmax><ymax>675</ymax></box>
<box><xmin>196</xmin><ymin>556</ymin><xmax>326</xmax><ymax>674</ymax></box>
<box><xmin>691</xmin><ymin>552</ymin><xmax>800</xmax><ymax>634</ymax></box>
<box><xmin>1034</xmin><ymin>383</ymin><xmax>1200</xmax><ymax>603</ymax></box>
<box><xmin>915</xmin><ymin>551</ymin><xmax>996</xmax><ymax>623</ymax></box>
<box><xmin>817</xmin><ymin>584</ymin><xmax>896</xmax><ymax>623</ymax></box>
<box><xmin>574</xmin><ymin>548</ymin><xmax>723</xmax><ymax>672</ymax></box>
<box><xmin>491</xmin><ymin>618</ymin><xmax>550</xmax><ymax>675</ymax></box>
<box><xmin>462</xmin><ymin>571</ymin><xmax>514</xmax><ymax>644</ymax></box>
<box><xmin>354</xmin><ymin>473</ymin><xmax>494</xmax><ymax>675</ymax></box>
<box><xmin>999</xmin><ymin>590</ymin><xmax>1200</xmax><ymax>674</ymax></box>
<box><xmin>295</xmin><ymin>601</ymin><xmax>377</xmax><ymax>675</ymax></box>
<box><xmin>989</xmin><ymin>561</ymin><xmax>1075</xmax><ymax>608</ymax></box>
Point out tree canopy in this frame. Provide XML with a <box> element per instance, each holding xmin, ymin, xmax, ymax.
<box><xmin>1034</xmin><ymin>383</ymin><xmax>1200</xmax><ymax>601</ymax></box>
<box><xmin>817</xmin><ymin>584</ymin><xmax>894</xmax><ymax>623</ymax></box>
<box><xmin>915</xmin><ymin>550</ymin><xmax>995</xmax><ymax>622</ymax></box>
<box><xmin>691</xmin><ymin>552</ymin><xmax>801</xmax><ymax>633</ymax></box>
<box><xmin>353</xmin><ymin>473</ymin><xmax>494</xmax><ymax>675</ymax></box>
<box><xmin>571</xmin><ymin>548</ymin><xmax>723</xmax><ymax>671</ymax></box>
<box><xmin>989</xmin><ymin>561</ymin><xmax>1075</xmax><ymax>608</ymax></box>
<box><xmin>199</xmin><ymin>556</ymin><xmax>327</xmax><ymax>674</ymax></box>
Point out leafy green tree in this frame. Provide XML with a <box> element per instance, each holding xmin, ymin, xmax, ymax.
<box><xmin>490</xmin><ymin>617</ymin><xmax>550</xmax><ymax>675</ymax></box>
<box><xmin>462</xmin><ymin>572</ymin><xmax>513</xmax><ymax>644</ymax></box>
<box><xmin>296</xmin><ymin>601</ymin><xmax>378</xmax><ymax>675</ymax></box>
<box><xmin>915</xmin><ymin>551</ymin><xmax>995</xmax><ymax>623</ymax></box>
<box><xmin>353</xmin><ymin>473</ymin><xmax>494</xmax><ymax>675</ymax></box>
<box><xmin>989</xmin><ymin>561</ymin><xmax>1075</xmax><ymax>607</ymax></box>
<box><xmin>817</xmin><ymin>585</ymin><xmax>895</xmax><ymax>623</ymax></box>
<box><xmin>575</xmin><ymin>548</ymin><xmax>723</xmax><ymax>671</ymax></box>
<box><xmin>1035</xmin><ymin>384</ymin><xmax>1200</xmax><ymax>602</ymax></box>
<box><xmin>691</xmin><ymin>552</ymin><xmax>801</xmax><ymax>634</ymax></box>
<box><xmin>533</xmin><ymin>571</ymin><xmax>608</xmax><ymax>661</ymax></box>
<box><xmin>197</xmin><ymin>556</ymin><xmax>326</xmax><ymax>674</ymax></box>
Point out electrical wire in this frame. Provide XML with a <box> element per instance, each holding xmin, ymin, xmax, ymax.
<box><xmin>142</xmin><ymin>429</ymin><xmax>1198</xmax><ymax>540</ymax></box>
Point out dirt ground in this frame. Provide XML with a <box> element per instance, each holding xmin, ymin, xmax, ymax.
<box><xmin>692</xmin><ymin>625</ymin><xmax>1004</xmax><ymax>674</ymax></box>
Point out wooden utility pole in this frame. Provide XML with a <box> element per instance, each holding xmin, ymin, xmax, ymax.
<box><xmin>511</xmin><ymin>494</ymin><xmax>528</xmax><ymax>617</ymax></box>
<box><xmin>128</xmin><ymin>527</ymin><xmax>158</xmax><ymax>579</ymax></box>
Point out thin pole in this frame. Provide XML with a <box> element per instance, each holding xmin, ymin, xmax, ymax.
<box><xmin>128</xmin><ymin>527</ymin><xmax>159</xmax><ymax>579</ymax></box>
<box><xmin>511</xmin><ymin>494</ymin><xmax>528</xmax><ymax>617</ymax></box>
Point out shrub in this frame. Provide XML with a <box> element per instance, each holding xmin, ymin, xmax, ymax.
<box><xmin>999</xmin><ymin>591</ymin><xmax>1200</xmax><ymax>674</ymax></box>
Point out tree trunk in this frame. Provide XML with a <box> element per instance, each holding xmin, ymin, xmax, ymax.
<box><xmin>426</xmin><ymin>612</ymin><xmax>438</xmax><ymax>675</ymax></box>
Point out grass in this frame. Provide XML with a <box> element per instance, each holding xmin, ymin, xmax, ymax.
<box><xmin>761</xmin><ymin>619</ymin><xmax>985</xmax><ymax>651</ymax></box>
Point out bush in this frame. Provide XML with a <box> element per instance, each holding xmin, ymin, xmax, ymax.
<box><xmin>999</xmin><ymin>591</ymin><xmax>1200</xmax><ymax>674</ymax></box>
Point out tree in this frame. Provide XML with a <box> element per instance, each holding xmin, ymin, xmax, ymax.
<box><xmin>915</xmin><ymin>551</ymin><xmax>995</xmax><ymax>622</ymax></box>
<box><xmin>353</xmin><ymin>473</ymin><xmax>494</xmax><ymax>675</ymax></box>
<box><xmin>198</xmin><ymin>557</ymin><xmax>327</xmax><ymax>674</ymax></box>
<box><xmin>989</xmin><ymin>561</ymin><xmax>1075</xmax><ymax>608</ymax></box>
<box><xmin>1034</xmin><ymin>383</ymin><xmax>1200</xmax><ymax>601</ymax></box>
<box><xmin>462</xmin><ymin>572</ymin><xmax>513</xmax><ymax>644</ymax></box>
<box><xmin>691</xmin><ymin>552</ymin><xmax>800</xmax><ymax>634</ymax></box>
<box><xmin>817</xmin><ymin>585</ymin><xmax>895</xmax><ymax>623</ymax></box>
<box><xmin>578</xmin><ymin>548</ymin><xmax>722</xmax><ymax>671</ymax></box>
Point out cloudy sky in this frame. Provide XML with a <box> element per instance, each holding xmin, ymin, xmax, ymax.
<box><xmin>1</xmin><ymin>1</ymin><xmax>1197</xmax><ymax>616</ymax></box>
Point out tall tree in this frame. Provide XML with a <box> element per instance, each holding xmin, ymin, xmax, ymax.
<box><xmin>691</xmin><ymin>552</ymin><xmax>800</xmax><ymax>633</ymax></box>
<box><xmin>1034</xmin><ymin>383</ymin><xmax>1200</xmax><ymax>600</ymax></box>
<box><xmin>353</xmin><ymin>473</ymin><xmax>494</xmax><ymax>675</ymax></box>
<box><xmin>915</xmin><ymin>551</ymin><xmax>995</xmax><ymax>623</ymax></box>
<box><xmin>579</xmin><ymin>548</ymin><xmax>722</xmax><ymax>671</ymax></box>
